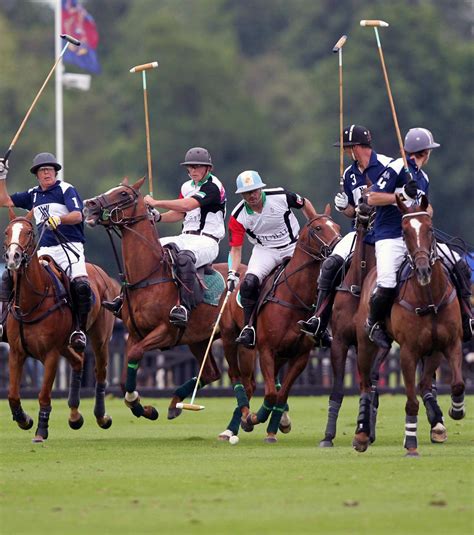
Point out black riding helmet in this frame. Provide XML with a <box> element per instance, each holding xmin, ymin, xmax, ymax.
<box><xmin>30</xmin><ymin>152</ymin><xmax>62</xmax><ymax>174</ymax></box>
<box><xmin>333</xmin><ymin>125</ymin><xmax>372</xmax><ymax>147</ymax></box>
<box><xmin>180</xmin><ymin>147</ymin><xmax>213</xmax><ymax>168</ymax></box>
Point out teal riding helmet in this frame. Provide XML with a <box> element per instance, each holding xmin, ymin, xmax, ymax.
<box><xmin>235</xmin><ymin>170</ymin><xmax>267</xmax><ymax>194</ymax></box>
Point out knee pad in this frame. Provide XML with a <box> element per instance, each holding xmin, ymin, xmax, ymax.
<box><xmin>176</xmin><ymin>250</ymin><xmax>196</xmax><ymax>269</ymax></box>
<box><xmin>318</xmin><ymin>254</ymin><xmax>344</xmax><ymax>288</ymax></box>
<box><xmin>240</xmin><ymin>274</ymin><xmax>260</xmax><ymax>300</ymax></box>
<box><xmin>71</xmin><ymin>277</ymin><xmax>92</xmax><ymax>313</ymax></box>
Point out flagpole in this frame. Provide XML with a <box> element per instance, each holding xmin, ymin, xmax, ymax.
<box><xmin>55</xmin><ymin>0</ymin><xmax>64</xmax><ymax>179</ymax></box>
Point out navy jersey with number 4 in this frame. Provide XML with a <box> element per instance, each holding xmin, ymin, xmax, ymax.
<box><xmin>11</xmin><ymin>180</ymin><xmax>85</xmax><ymax>247</ymax></box>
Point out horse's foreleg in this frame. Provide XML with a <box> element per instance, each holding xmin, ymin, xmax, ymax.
<box><xmin>245</xmin><ymin>347</ymin><xmax>276</xmax><ymax>431</ymax></box>
<box><xmin>368</xmin><ymin>347</ymin><xmax>390</xmax><ymax>445</ymax></box>
<box><xmin>419</xmin><ymin>352</ymin><xmax>446</xmax><ymax>443</ymax></box>
<box><xmin>34</xmin><ymin>353</ymin><xmax>60</xmax><ymax>442</ymax></box>
<box><xmin>89</xmin><ymin>334</ymin><xmax>113</xmax><ymax>429</ymax></box>
<box><xmin>62</xmin><ymin>348</ymin><xmax>85</xmax><ymax>430</ymax></box>
<box><xmin>352</xmin><ymin>339</ymin><xmax>375</xmax><ymax>453</ymax></box>
<box><xmin>446</xmin><ymin>341</ymin><xmax>466</xmax><ymax>421</ymax></box>
<box><xmin>400</xmin><ymin>349</ymin><xmax>420</xmax><ymax>457</ymax></box>
<box><xmin>8</xmin><ymin>351</ymin><xmax>33</xmax><ymax>431</ymax></box>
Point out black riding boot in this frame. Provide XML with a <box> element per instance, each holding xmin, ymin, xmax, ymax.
<box><xmin>299</xmin><ymin>254</ymin><xmax>344</xmax><ymax>347</ymax></box>
<box><xmin>365</xmin><ymin>287</ymin><xmax>396</xmax><ymax>349</ymax></box>
<box><xmin>70</xmin><ymin>277</ymin><xmax>92</xmax><ymax>352</ymax></box>
<box><xmin>0</xmin><ymin>269</ymin><xmax>13</xmax><ymax>341</ymax></box>
<box><xmin>102</xmin><ymin>294</ymin><xmax>123</xmax><ymax>317</ymax></box>
<box><xmin>452</xmin><ymin>259</ymin><xmax>473</xmax><ymax>342</ymax></box>
<box><xmin>235</xmin><ymin>274</ymin><xmax>260</xmax><ymax>349</ymax></box>
<box><xmin>169</xmin><ymin>250</ymin><xmax>198</xmax><ymax>328</ymax></box>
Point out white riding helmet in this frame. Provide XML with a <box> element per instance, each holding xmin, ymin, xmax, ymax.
<box><xmin>235</xmin><ymin>170</ymin><xmax>267</xmax><ymax>194</ymax></box>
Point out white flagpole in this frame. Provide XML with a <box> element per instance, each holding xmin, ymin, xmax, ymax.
<box><xmin>55</xmin><ymin>0</ymin><xmax>64</xmax><ymax>179</ymax></box>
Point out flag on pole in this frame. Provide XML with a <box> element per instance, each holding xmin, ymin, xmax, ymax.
<box><xmin>61</xmin><ymin>0</ymin><xmax>101</xmax><ymax>74</ymax></box>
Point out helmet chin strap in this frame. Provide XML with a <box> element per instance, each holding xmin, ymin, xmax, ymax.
<box><xmin>350</xmin><ymin>148</ymin><xmax>357</xmax><ymax>162</ymax></box>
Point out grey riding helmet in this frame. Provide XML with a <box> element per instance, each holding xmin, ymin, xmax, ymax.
<box><xmin>30</xmin><ymin>152</ymin><xmax>62</xmax><ymax>174</ymax></box>
<box><xmin>404</xmin><ymin>128</ymin><xmax>440</xmax><ymax>153</ymax></box>
<box><xmin>333</xmin><ymin>125</ymin><xmax>372</xmax><ymax>147</ymax></box>
<box><xmin>180</xmin><ymin>147</ymin><xmax>213</xmax><ymax>168</ymax></box>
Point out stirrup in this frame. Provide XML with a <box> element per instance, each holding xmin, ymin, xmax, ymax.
<box><xmin>298</xmin><ymin>315</ymin><xmax>321</xmax><ymax>337</ymax></box>
<box><xmin>102</xmin><ymin>296</ymin><xmax>123</xmax><ymax>316</ymax></box>
<box><xmin>235</xmin><ymin>325</ymin><xmax>256</xmax><ymax>349</ymax></box>
<box><xmin>365</xmin><ymin>320</ymin><xmax>392</xmax><ymax>349</ymax></box>
<box><xmin>69</xmin><ymin>330</ymin><xmax>87</xmax><ymax>352</ymax></box>
<box><xmin>169</xmin><ymin>305</ymin><xmax>189</xmax><ymax>328</ymax></box>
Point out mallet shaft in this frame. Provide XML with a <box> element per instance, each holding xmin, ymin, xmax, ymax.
<box><xmin>142</xmin><ymin>73</ymin><xmax>154</xmax><ymax>197</ymax></box>
<box><xmin>129</xmin><ymin>61</ymin><xmax>159</xmax><ymax>73</ymax></box>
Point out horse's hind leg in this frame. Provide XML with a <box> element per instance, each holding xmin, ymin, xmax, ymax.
<box><xmin>63</xmin><ymin>347</ymin><xmax>85</xmax><ymax>430</ymax></box>
<box><xmin>446</xmin><ymin>341</ymin><xmax>466</xmax><ymax>421</ymax></box>
<box><xmin>400</xmin><ymin>348</ymin><xmax>420</xmax><ymax>457</ymax></box>
<box><xmin>368</xmin><ymin>347</ymin><xmax>390</xmax><ymax>445</ymax></box>
<box><xmin>8</xmin><ymin>350</ymin><xmax>34</xmax><ymax>431</ymax></box>
<box><xmin>419</xmin><ymin>353</ymin><xmax>446</xmax><ymax>444</ymax></box>
<box><xmin>34</xmin><ymin>352</ymin><xmax>60</xmax><ymax>442</ymax></box>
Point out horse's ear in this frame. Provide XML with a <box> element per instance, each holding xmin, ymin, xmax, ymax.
<box><xmin>395</xmin><ymin>194</ymin><xmax>408</xmax><ymax>214</ymax></box>
<box><xmin>132</xmin><ymin>176</ymin><xmax>146</xmax><ymax>191</ymax></box>
<box><xmin>324</xmin><ymin>203</ymin><xmax>331</xmax><ymax>216</ymax></box>
<box><xmin>420</xmin><ymin>194</ymin><xmax>429</xmax><ymax>211</ymax></box>
<box><xmin>121</xmin><ymin>177</ymin><xmax>129</xmax><ymax>186</ymax></box>
<box><xmin>26</xmin><ymin>209</ymin><xmax>34</xmax><ymax>221</ymax></box>
<box><xmin>8</xmin><ymin>207</ymin><xmax>16</xmax><ymax>221</ymax></box>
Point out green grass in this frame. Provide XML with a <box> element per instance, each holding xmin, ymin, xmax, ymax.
<box><xmin>1</xmin><ymin>395</ymin><xmax>473</xmax><ymax>535</ymax></box>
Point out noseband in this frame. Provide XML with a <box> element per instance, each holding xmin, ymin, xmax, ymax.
<box><xmin>402</xmin><ymin>211</ymin><xmax>438</xmax><ymax>269</ymax></box>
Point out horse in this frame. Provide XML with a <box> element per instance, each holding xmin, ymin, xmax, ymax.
<box><xmin>353</xmin><ymin>195</ymin><xmax>465</xmax><ymax>456</ymax></box>
<box><xmin>220</xmin><ymin>206</ymin><xmax>341</xmax><ymax>443</ymax></box>
<box><xmin>83</xmin><ymin>177</ymin><xmax>228</xmax><ymax>420</ymax></box>
<box><xmin>4</xmin><ymin>210</ymin><xmax>119</xmax><ymax>442</ymax></box>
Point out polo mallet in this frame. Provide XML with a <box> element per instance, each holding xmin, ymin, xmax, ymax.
<box><xmin>360</xmin><ymin>20</ymin><xmax>411</xmax><ymax>180</ymax></box>
<box><xmin>3</xmin><ymin>34</ymin><xmax>80</xmax><ymax>163</ymax></box>
<box><xmin>176</xmin><ymin>290</ymin><xmax>232</xmax><ymax>411</ymax></box>
<box><xmin>129</xmin><ymin>61</ymin><xmax>159</xmax><ymax>197</ymax></box>
<box><xmin>332</xmin><ymin>34</ymin><xmax>348</xmax><ymax>192</ymax></box>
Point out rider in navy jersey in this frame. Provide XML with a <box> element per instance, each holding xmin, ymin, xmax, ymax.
<box><xmin>365</xmin><ymin>128</ymin><xmax>472</xmax><ymax>346</ymax></box>
<box><xmin>299</xmin><ymin>125</ymin><xmax>392</xmax><ymax>345</ymax></box>
<box><xmin>0</xmin><ymin>153</ymin><xmax>92</xmax><ymax>351</ymax></box>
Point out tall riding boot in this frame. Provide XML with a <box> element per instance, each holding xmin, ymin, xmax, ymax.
<box><xmin>70</xmin><ymin>277</ymin><xmax>92</xmax><ymax>352</ymax></box>
<box><xmin>365</xmin><ymin>287</ymin><xmax>396</xmax><ymax>349</ymax></box>
<box><xmin>452</xmin><ymin>259</ymin><xmax>473</xmax><ymax>342</ymax></box>
<box><xmin>0</xmin><ymin>269</ymin><xmax>13</xmax><ymax>341</ymax></box>
<box><xmin>299</xmin><ymin>254</ymin><xmax>344</xmax><ymax>347</ymax></box>
<box><xmin>170</xmin><ymin>250</ymin><xmax>197</xmax><ymax>328</ymax></box>
<box><xmin>102</xmin><ymin>293</ymin><xmax>123</xmax><ymax>317</ymax></box>
<box><xmin>235</xmin><ymin>274</ymin><xmax>260</xmax><ymax>348</ymax></box>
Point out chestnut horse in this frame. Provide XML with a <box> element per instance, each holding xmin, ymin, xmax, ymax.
<box><xmin>353</xmin><ymin>196</ymin><xmax>465</xmax><ymax>456</ymax></box>
<box><xmin>83</xmin><ymin>177</ymin><xmax>227</xmax><ymax>420</ymax></box>
<box><xmin>220</xmin><ymin>207</ymin><xmax>341</xmax><ymax>443</ymax></box>
<box><xmin>4</xmin><ymin>210</ymin><xmax>118</xmax><ymax>442</ymax></box>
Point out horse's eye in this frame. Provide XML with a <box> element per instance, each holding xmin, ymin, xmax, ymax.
<box><xmin>120</xmin><ymin>191</ymin><xmax>127</xmax><ymax>196</ymax></box>
<box><xmin>315</xmin><ymin>226</ymin><xmax>321</xmax><ymax>231</ymax></box>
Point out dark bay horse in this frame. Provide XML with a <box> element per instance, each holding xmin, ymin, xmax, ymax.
<box><xmin>220</xmin><ymin>207</ymin><xmax>341</xmax><ymax>443</ymax></box>
<box><xmin>4</xmin><ymin>210</ymin><xmax>118</xmax><ymax>442</ymax></box>
<box><xmin>83</xmin><ymin>177</ymin><xmax>228</xmax><ymax>420</ymax></box>
<box><xmin>353</xmin><ymin>196</ymin><xmax>465</xmax><ymax>456</ymax></box>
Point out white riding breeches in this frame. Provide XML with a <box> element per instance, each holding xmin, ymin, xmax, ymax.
<box><xmin>436</xmin><ymin>243</ymin><xmax>461</xmax><ymax>265</ymax></box>
<box><xmin>375</xmin><ymin>237</ymin><xmax>406</xmax><ymax>288</ymax></box>
<box><xmin>332</xmin><ymin>231</ymin><xmax>357</xmax><ymax>260</ymax></box>
<box><xmin>247</xmin><ymin>243</ymin><xmax>296</xmax><ymax>283</ymax></box>
<box><xmin>37</xmin><ymin>242</ymin><xmax>87</xmax><ymax>280</ymax></box>
<box><xmin>160</xmin><ymin>234</ymin><xmax>219</xmax><ymax>268</ymax></box>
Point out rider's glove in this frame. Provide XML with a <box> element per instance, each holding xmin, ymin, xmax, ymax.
<box><xmin>227</xmin><ymin>270</ymin><xmax>239</xmax><ymax>293</ymax></box>
<box><xmin>149</xmin><ymin>208</ymin><xmax>162</xmax><ymax>223</ymax></box>
<box><xmin>44</xmin><ymin>215</ymin><xmax>61</xmax><ymax>230</ymax></box>
<box><xmin>402</xmin><ymin>179</ymin><xmax>418</xmax><ymax>201</ymax></box>
<box><xmin>0</xmin><ymin>158</ymin><xmax>9</xmax><ymax>180</ymax></box>
<box><xmin>334</xmin><ymin>191</ymin><xmax>349</xmax><ymax>212</ymax></box>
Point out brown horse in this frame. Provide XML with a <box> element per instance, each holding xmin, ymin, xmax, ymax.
<box><xmin>83</xmin><ymin>177</ymin><xmax>227</xmax><ymax>420</ymax></box>
<box><xmin>220</xmin><ymin>207</ymin><xmax>341</xmax><ymax>443</ymax></box>
<box><xmin>353</xmin><ymin>196</ymin><xmax>465</xmax><ymax>456</ymax></box>
<box><xmin>4</xmin><ymin>210</ymin><xmax>118</xmax><ymax>442</ymax></box>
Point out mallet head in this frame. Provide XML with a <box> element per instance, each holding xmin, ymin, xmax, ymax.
<box><xmin>360</xmin><ymin>20</ymin><xmax>389</xmax><ymax>27</ymax></box>
<box><xmin>60</xmin><ymin>33</ymin><xmax>81</xmax><ymax>46</ymax></box>
<box><xmin>332</xmin><ymin>35</ymin><xmax>348</xmax><ymax>53</ymax></box>
<box><xmin>129</xmin><ymin>61</ymin><xmax>159</xmax><ymax>73</ymax></box>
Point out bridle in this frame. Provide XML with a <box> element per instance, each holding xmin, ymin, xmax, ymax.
<box><xmin>89</xmin><ymin>184</ymin><xmax>148</xmax><ymax>227</ymax></box>
<box><xmin>4</xmin><ymin>217</ymin><xmax>41</xmax><ymax>269</ymax></box>
<box><xmin>402</xmin><ymin>211</ymin><xmax>438</xmax><ymax>269</ymax></box>
<box><xmin>297</xmin><ymin>215</ymin><xmax>341</xmax><ymax>262</ymax></box>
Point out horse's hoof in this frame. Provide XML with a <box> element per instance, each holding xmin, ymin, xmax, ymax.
<box><xmin>17</xmin><ymin>416</ymin><xmax>34</xmax><ymax>431</ymax></box>
<box><xmin>32</xmin><ymin>436</ymin><xmax>44</xmax><ymax>443</ymax></box>
<box><xmin>68</xmin><ymin>414</ymin><xmax>84</xmax><ymax>430</ymax></box>
<box><xmin>167</xmin><ymin>407</ymin><xmax>182</xmax><ymax>420</ymax></box>
<box><xmin>369</xmin><ymin>435</ymin><xmax>376</xmax><ymax>444</ymax></box>
<box><xmin>319</xmin><ymin>438</ymin><xmax>334</xmax><ymax>448</ymax></box>
<box><xmin>430</xmin><ymin>422</ymin><xmax>447</xmax><ymax>443</ymax></box>
<box><xmin>98</xmin><ymin>415</ymin><xmax>113</xmax><ymax>429</ymax></box>
<box><xmin>405</xmin><ymin>449</ymin><xmax>420</xmax><ymax>457</ymax></box>
<box><xmin>279</xmin><ymin>412</ymin><xmax>291</xmax><ymax>434</ymax></box>
<box><xmin>240</xmin><ymin>414</ymin><xmax>254</xmax><ymax>433</ymax></box>
<box><xmin>264</xmin><ymin>435</ymin><xmax>277</xmax><ymax>443</ymax></box>
<box><xmin>144</xmin><ymin>406</ymin><xmax>159</xmax><ymax>421</ymax></box>
<box><xmin>449</xmin><ymin>407</ymin><xmax>465</xmax><ymax>421</ymax></box>
<box><xmin>352</xmin><ymin>434</ymin><xmax>370</xmax><ymax>453</ymax></box>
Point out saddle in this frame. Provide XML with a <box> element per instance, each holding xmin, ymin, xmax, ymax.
<box><xmin>38</xmin><ymin>255</ymin><xmax>70</xmax><ymax>303</ymax></box>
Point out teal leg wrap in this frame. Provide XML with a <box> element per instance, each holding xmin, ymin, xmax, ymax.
<box><xmin>233</xmin><ymin>382</ymin><xmax>249</xmax><ymax>409</ymax></box>
<box><xmin>227</xmin><ymin>406</ymin><xmax>241</xmax><ymax>435</ymax></box>
<box><xmin>267</xmin><ymin>403</ymin><xmax>286</xmax><ymax>434</ymax></box>
<box><xmin>125</xmin><ymin>362</ymin><xmax>139</xmax><ymax>393</ymax></box>
<box><xmin>256</xmin><ymin>401</ymin><xmax>274</xmax><ymax>423</ymax></box>
<box><xmin>174</xmin><ymin>377</ymin><xmax>199</xmax><ymax>400</ymax></box>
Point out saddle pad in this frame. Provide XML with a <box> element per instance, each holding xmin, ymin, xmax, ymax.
<box><xmin>202</xmin><ymin>270</ymin><xmax>225</xmax><ymax>306</ymax></box>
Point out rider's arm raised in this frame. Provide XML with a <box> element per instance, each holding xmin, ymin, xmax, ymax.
<box><xmin>0</xmin><ymin>179</ymin><xmax>14</xmax><ymax>207</ymax></box>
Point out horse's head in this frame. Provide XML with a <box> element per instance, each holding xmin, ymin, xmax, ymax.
<box><xmin>298</xmin><ymin>204</ymin><xmax>341</xmax><ymax>260</ymax></box>
<box><xmin>4</xmin><ymin>209</ymin><xmax>36</xmax><ymax>271</ymax></box>
<box><xmin>83</xmin><ymin>176</ymin><xmax>147</xmax><ymax>227</ymax></box>
<box><xmin>397</xmin><ymin>194</ymin><xmax>436</xmax><ymax>286</ymax></box>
